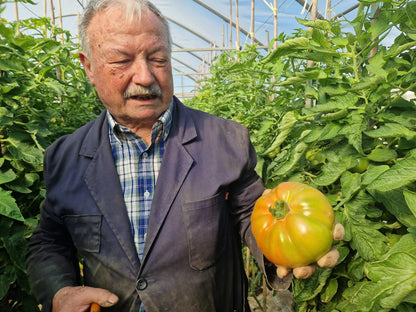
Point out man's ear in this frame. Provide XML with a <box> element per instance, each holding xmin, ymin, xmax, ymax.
<box><xmin>79</xmin><ymin>51</ymin><xmax>95</xmax><ymax>85</ymax></box>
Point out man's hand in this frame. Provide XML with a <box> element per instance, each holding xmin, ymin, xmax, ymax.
<box><xmin>52</xmin><ymin>286</ymin><xmax>119</xmax><ymax>312</ymax></box>
<box><xmin>276</xmin><ymin>222</ymin><xmax>345</xmax><ymax>279</ymax></box>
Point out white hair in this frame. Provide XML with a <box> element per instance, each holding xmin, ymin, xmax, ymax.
<box><xmin>79</xmin><ymin>0</ymin><xmax>171</xmax><ymax>57</ymax></box>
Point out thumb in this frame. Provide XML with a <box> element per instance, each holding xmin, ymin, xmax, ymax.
<box><xmin>82</xmin><ymin>287</ymin><xmax>119</xmax><ymax>308</ymax></box>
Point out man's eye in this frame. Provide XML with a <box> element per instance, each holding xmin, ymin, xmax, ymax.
<box><xmin>151</xmin><ymin>58</ymin><xmax>168</xmax><ymax>65</ymax></box>
<box><xmin>110</xmin><ymin>59</ymin><xmax>130</xmax><ymax>65</ymax></box>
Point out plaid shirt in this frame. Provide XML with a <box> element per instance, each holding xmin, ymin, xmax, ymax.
<box><xmin>108</xmin><ymin>102</ymin><xmax>173</xmax><ymax>261</ymax></box>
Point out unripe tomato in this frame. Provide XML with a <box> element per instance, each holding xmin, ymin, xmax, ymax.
<box><xmin>251</xmin><ymin>182</ymin><xmax>334</xmax><ymax>268</ymax></box>
<box><xmin>350</xmin><ymin>157</ymin><xmax>369</xmax><ymax>173</ymax></box>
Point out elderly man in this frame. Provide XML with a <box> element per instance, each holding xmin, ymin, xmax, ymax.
<box><xmin>26</xmin><ymin>1</ymin><xmax>341</xmax><ymax>311</ymax></box>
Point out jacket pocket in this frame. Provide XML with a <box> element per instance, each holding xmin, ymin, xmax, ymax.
<box><xmin>182</xmin><ymin>192</ymin><xmax>228</xmax><ymax>271</ymax></box>
<box><xmin>63</xmin><ymin>215</ymin><xmax>102</xmax><ymax>253</ymax></box>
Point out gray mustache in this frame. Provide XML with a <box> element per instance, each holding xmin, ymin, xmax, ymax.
<box><xmin>124</xmin><ymin>85</ymin><xmax>162</xmax><ymax>99</ymax></box>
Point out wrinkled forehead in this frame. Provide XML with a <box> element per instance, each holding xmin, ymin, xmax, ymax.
<box><xmin>85</xmin><ymin>7</ymin><xmax>171</xmax><ymax>59</ymax></box>
<box><xmin>95</xmin><ymin>3</ymin><xmax>171</xmax><ymax>46</ymax></box>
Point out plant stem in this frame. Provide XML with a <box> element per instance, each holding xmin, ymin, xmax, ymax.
<box><xmin>269</xmin><ymin>200</ymin><xmax>290</xmax><ymax>220</ymax></box>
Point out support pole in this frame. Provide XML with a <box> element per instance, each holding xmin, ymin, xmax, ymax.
<box><xmin>305</xmin><ymin>0</ymin><xmax>318</xmax><ymax>108</ymax></box>
<box><xmin>370</xmin><ymin>3</ymin><xmax>380</xmax><ymax>57</ymax></box>
<box><xmin>14</xmin><ymin>1</ymin><xmax>20</xmax><ymax>34</ymax></box>
<box><xmin>251</xmin><ymin>0</ymin><xmax>255</xmax><ymax>46</ymax></box>
<box><xmin>235</xmin><ymin>0</ymin><xmax>240</xmax><ymax>50</ymax></box>
<box><xmin>49</xmin><ymin>0</ymin><xmax>56</xmax><ymax>26</ymax></box>
<box><xmin>58</xmin><ymin>0</ymin><xmax>64</xmax><ymax>42</ymax></box>
<box><xmin>273</xmin><ymin>0</ymin><xmax>277</xmax><ymax>49</ymax></box>
<box><xmin>229</xmin><ymin>0</ymin><xmax>233</xmax><ymax>48</ymax></box>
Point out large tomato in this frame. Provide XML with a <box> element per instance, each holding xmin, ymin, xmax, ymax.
<box><xmin>251</xmin><ymin>182</ymin><xmax>334</xmax><ymax>268</ymax></box>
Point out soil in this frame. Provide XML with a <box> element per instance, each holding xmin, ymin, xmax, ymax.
<box><xmin>248</xmin><ymin>289</ymin><xmax>295</xmax><ymax>312</ymax></box>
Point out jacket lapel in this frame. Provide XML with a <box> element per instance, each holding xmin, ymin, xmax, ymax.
<box><xmin>80</xmin><ymin>112</ymin><xmax>140</xmax><ymax>274</ymax></box>
<box><xmin>141</xmin><ymin>99</ymin><xmax>197</xmax><ymax>265</ymax></box>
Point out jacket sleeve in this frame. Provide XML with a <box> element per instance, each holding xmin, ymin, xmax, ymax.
<box><xmin>228</xmin><ymin>126</ymin><xmax>292</xmax><ymax>290</ymax></box>
<box><xmin>26</xmin><ymin>146</ymin><xmax>81</xmax><ymax>312</ymax></box>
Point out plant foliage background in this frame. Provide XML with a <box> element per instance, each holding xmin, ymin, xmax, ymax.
<box><xmin>188</xmin><ymin>0</ymin><xmax>416</xmax><ymax>311</ymax></box>
<box><xmin>1</xmin><ymin>0</ymin><xmax>416</xmax><ymax>311</ymax></box>
<box><xmin>0</xmin><ymin>1</ymin><xmax>102</xmax><ymax>309</ymax></box>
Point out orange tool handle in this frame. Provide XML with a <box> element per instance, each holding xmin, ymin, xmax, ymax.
<box><xmin>90</xmin><ymin>303</ymin><xmax>101</xmax><ymax>312</ymax></box>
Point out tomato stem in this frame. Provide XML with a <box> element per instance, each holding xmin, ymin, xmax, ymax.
<box><xmin>269</xmin><ymin>200</ymin><xmax>289</xmax><ymax>220</ymax></box>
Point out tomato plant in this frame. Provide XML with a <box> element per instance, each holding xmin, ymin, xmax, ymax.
<box><xmin>0</xmin><ymin>2</ymin><xmax>101</xmax><ymax>310</ymax></box>
<box><xmin>188</xmin><ymin>0</ymin><xmax>416</xmax><ymax>310</ymax></box>
<box><xmin>251</xmin><ymin>182</ymin><xmax>334</xmax><ymax>268</ymax></box>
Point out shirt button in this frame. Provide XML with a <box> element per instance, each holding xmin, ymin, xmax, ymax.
<box><xmin>136</xmin><ymin>277</ymin><xmax>148</xmax><ymax>291</ymax></box>
<box><xmin>144</xmin><ymin>190</ymin><xmax>150</xmax><ymax>199</ymax></box>
<box><xmin>142</xmin><ymin>152</ymin><xmax>148</xmax><ymax>158</ymax></box>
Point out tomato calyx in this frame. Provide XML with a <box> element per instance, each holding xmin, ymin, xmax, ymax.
<box><xmin>269</xmin><ymin>200</ymin><xmax>290</xmax><ymax>220</ymax></box>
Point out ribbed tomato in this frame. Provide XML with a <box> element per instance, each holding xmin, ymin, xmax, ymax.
<box><xmin>251</xmin><ymin>182</ymin><xmax>334</xmax><ymax>268</ymax></box>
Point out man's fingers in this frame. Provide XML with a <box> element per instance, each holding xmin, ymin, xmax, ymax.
<box><xmin>274</xmin><ymin>222</ymin><xmax>343</xmax><ymax>281</ymax></box>
<box><xmin>52</xmin><ymin>286</ymin><xmax>118</xmax><ymax>312</ymax></box>
<box><xmin>333</xmin><ymin>222</ymin><xmax>345</xmax><ymax>241</ymax></box>
<box><xmin>317</xmin><ymin>247</ymin><xmax>339</xmax><ymax>268</ymax></box>
<box><xmin>276</xmin><ymin>265</ymin><xmax>291</xmax><ymax>279</ymax></box>
<box><xmin>293</xmin><ymin>265</ymin><xmax>317</xmax><ymax>279</ymax></box>
<box><xmin>85</xmin><ymin>287</ymin><xmax>118</xmax><ymax>308</ymax></box>
<box><xmin>262</xmin><ymin>188</ymin><xmax>272</xmax><ymax>196</ymax></box>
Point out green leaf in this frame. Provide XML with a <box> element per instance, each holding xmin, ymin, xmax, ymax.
<box><xmin>350</xmin><ymin>75</ymin><xmax>385</xmax><ymax>91</ymax></box>
<box><xmin>293</xmin><ymin>268</ymin><xmax>333</xmax><ymax>302</ymax></box>
<box><xmin>296</xmin><ymin>18</ymin><xmax>333</xmax><ymax>31</ymax></box>
<box><xmin>314</xmin><ymin>158</ymin><xmax>352</xmax><ymax>186</ymax></box>
<box><xmin>0</xmin><ymin>58</ymin><xmax>24</xmax><ymax>71</ymax></box>
<box><xmin>44</xmin><ymin>77</ymin><xmax>66</xmax><ymax>95</ymax></box>
<box><xmin>271</xmin><ymin>141</ymin><xmax>308</xmax><ymax>177</ymax></box>
<box><xmin>0</xmin><ymin>188</ymin><xmax>24</xmax><ymax>222</ymax></box>
<box><xmin>403</xmin><ymin>189</ymin><xmax>416</xmax><ymax>219</ymax></box>
<box><xmin>0</xmin><ymin>169</ymin><xmax>17</xmax><ymax>185</ymax></box>
<box><xmin>365</xmin><ymin>123</ymin><xmax>416</xmax><ymax>140</ymax></box>
<box><xmin>2</xmin><ymin>223</ymin><xmax>28</xmax><ymax>270</ymax></box>
<box><xmin>261</xmin><ymin>37</ymin><xmax>310</xmax><ymax>64</ymax></box>
<box><xmin>339</xmin><ymin>112</ymin><xmax>366</xmax><ymax>155</ymax></box>
<box><xmin>5</xmin><ymin>135</ymin><xmax>44</xmax><ymax>166</ymax></box>
<box><xmin>319</xmin><ymin>123</ymin><xmax>341</xmax><ymax>141</ymax></box>
<box><xmin>366</xmin><ymin>64</ymin><xmax>388</xmax><ymax>79</ymax></box>
<box><xmin>304</xmin><ymin>93</ymin><xmax>359</xmax><ymax>114</ymax></box>
<box><xmin>335</xmin><ymin>171</ymin><xmax>362</xmax><ymax>209</ymax></box>
<box><xmin>261</xmin><ymin>111</ymin><xmax>297</xmax><ymax>158</ymax></box>
<box><xmin>0</xmin><ymin>81</ymin><xmax>20</xmax><ymax>94</ymax></box>
<box><xmin>369</xmin><ymin>13</ymin><xmax>391</xmax><ymax>39</ymax></box>
<box><xmin>362</xmin><ymin>165</ymin><xmax>390</xmax><ymax>185</ymax></box>
<box><xmin>368</xmin><ymin>157</ymin><xmax>416</xmax><ymax>191</ymax></box>
<box><xmin>0</xmin><ymin>265</ymin><xmax>17</xmax><ymax>300</ymax></box>
<box><xmin>320</xmin><ymin>278</ymin><xmax>338</xmax><ymax>303</ymax></box>
<box><xmin>367</xmin><ymin>148</ymin><xmax>398</xmax><ymax>162</ymax></box>
<box><xmin>347</xmin><ymin>256</ymin><xmax>366</xmax><ymax>281</ymax></box>
<box><xmin>370</xmin><ymin>188</ymin><xmax>416</xmax><ymax>228</ymax></box>
<box><xmin>405</xmin><ymin>1</ymin><xmax>416</xmax><ymax>28</ymax></box>
<box><xmin>341</xmin><ymin>191</ymin><xmax>388</xmax><ymax>261</ymax></box>
<box><xmin>340</xmin><ymin>234</ymin><xmax>416</xmax><ymax>311</ymax></box>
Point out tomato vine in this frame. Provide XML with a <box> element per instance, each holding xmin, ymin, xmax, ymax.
<box><xmin>0</xmin><ymin>2</ymin><xmax>101</xmax><ymax>310</ymax></box>
<box><xmin>187</xmin><ymin>0</ymin><xmax>416</xmax><ymax>311</ymax></box>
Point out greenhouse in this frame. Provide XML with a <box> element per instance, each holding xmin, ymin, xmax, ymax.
<box><xmin>1</xmin><ymin>0</ymin><xmax>416</xmax><ymax>311</ymax></box>
<box><xmin>4</xmin><ymin>0</ymin><xmax>369</xmax><ymax>98</ymax></box>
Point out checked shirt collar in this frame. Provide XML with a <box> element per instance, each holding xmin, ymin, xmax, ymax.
<box><xmin>107</xmin><ymin>101</ymin><xmax>173</xmax><ymax>145</ymax></box>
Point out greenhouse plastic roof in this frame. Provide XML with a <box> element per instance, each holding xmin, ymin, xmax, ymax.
<box><xmin>3</xmin><ymin>0</ymin><xmax>363</xmax><ymax>95</ymax></box>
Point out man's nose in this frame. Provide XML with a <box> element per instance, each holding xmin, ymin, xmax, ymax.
<box><xmin>131</xmin><ymin>60</ymin><xmax>155</xmax><ymax>86</ymax></box>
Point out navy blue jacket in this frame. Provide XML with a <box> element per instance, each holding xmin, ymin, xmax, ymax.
<box><xmin>27</xmin><ymin>97</ymin><xmax>289</xmax><ymax>312</ymax></box>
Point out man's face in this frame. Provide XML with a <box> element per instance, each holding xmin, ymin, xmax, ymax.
<box><xmin>79</xmin><ymin>7</ymin><xmax>173</xmax><ymax>130</ymax></box>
